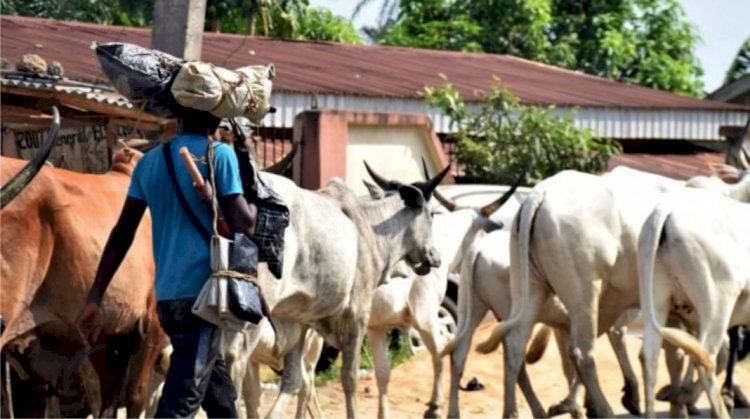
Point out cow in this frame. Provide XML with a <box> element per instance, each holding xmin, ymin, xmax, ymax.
<box><xmin>442</xmin><ymin>229</ymin><xmax>569</xmax><ymax>418</ymax></box>
<box><xmin>473</xmin><ymin>166</ymin><xmax>686</xmax><ymax>418</ymax></box>
<box><xmin>0</xmin><ymin>120</ymin><xmax>166</xmax><ymax>418</ymax></box>
<box><xmin>217</xmin><ymin>176</ymin><xmax>517</xmax><ymax>419</ymax></box>
<box><xmin>222</xmin><ymin>161</ymin><xmax>447</xmax><ymax>419</ymax></box>
<box><xmin>638</xmin><ymin>166</ymin><xmax>750</xmax><ymax>418</ymax></box>
<box><xmin>359</xmin><ymin>168</ymin><xmax>520</xmax><ymax>419</ymax></box>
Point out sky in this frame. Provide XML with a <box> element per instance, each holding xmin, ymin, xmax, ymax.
<box><xmin>308</xmin><ymin>0</ymin><xmax>749</xmax><ymax>94</ymax></box>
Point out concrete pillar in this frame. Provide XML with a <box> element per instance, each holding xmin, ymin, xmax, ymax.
<box><xmin>152</xmin><ymin>0</ymin><xmax>207</xmax><ymax>60</ymax></box>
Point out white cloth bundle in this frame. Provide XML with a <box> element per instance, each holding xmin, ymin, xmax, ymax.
<box><xmin>171</xmin><ymin>62</ymin><xmax>275</xmax><ymax>123</ymax></box>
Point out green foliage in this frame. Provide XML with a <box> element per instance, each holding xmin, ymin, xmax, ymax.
<box><xmin>1</xmin><ymin>0</ymin><xmax>151</xmax><ymax>25</ymax></box>
<box><xmin>423</xmin><ymin>77</ymin><xmax>621</xmax><ymax>185</ymax></box>
<box><xmin>315</xmin><ymin>332</ymin><xmax>413</xmax><ymax>387</ymax></box>
<box><xmin>724</xmin><ymin>37</ymin><xmax>750</xmax><ymax>86</ymax></box>
<box><xmin>3</xmin><ymin>0</ymin><xmax>361</xmax><ymax>44</ymax></box>
<box><xmin>296</xmin><ymin>7</ymin><xmax>363</xmax><ymax>44</ymax></box>
<box><xmin>375</xmin><ymin>0</ymin><xmax>703</xmax><ymax>96</ymax></box>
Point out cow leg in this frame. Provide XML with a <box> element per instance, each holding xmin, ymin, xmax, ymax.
<box><xmin>607</xmin><ymin>322</ymin><xmax>641</xmax><ymax>416</ymax></box>
<box><xmin>662</xmin><ymin>336</ymin><xmax>690</xmax><ymax>418</ymax></box>
<box><xmin>340</xmin><ymin>319</ymin><xmax>366</xmax><ymax>419</ymax></box>
<box><xmin>222</xmin><ymin>329</ymin><xmax>253</xmax><ymax>417</ymax></box>
<box><xmin>412</xmin><ymin>303</ymin><xmax>447</xmax><ymax>418</ymax></box>
<box><xmin>694</xmin><ymin>317</ymin><xmax>732</xmax><ymax>418</ymax></box>
<box><xmin>501</xmin><ymin>287</ymin><xmax>547</xmax><ymax>418</ymax></box>
<box><xmin>295</xmin><ymin>331</ymin><xmax>323</xmax><ymax>419</ymax></box>
<box><xmin>302</xmin><ymin>333</ymin><xmax>324</xmax><ymax>419</ymax></box>
<box><xmin>244</xmin><ymin>361</ymin><xmax>262</xmax><ymax>419</ymax></box>
<box><xmin>515</xmin><ymin>364</ymin><xmax>548</xmax><ymax>418</ymax></box>
<box><xmin>565</xmin><ymin>302</ymin><xmax>613</xmax><ymax>417</ymax></box>
<box><xmin>368</xmin><ymin>326</ymin><xmax>391</xmax><ymax>419</ymax></box>
<box><xmin>1</xmin><ymin>355</ymin><xmax>14</xmax><ymax>419</ymax></box>
<box><xmin>722</xmin><ymin>326</ymin><xmax>748</xmax><ymax>412</ymax></box>
<box><xmin>546</xmin><ymin>329</ymin><xmax>584</xmax><ymax>418</ymax></box>
<box><xmin>266</xmin><ymin>333</ymin><xmax>306</xmax><ymax>419</ymax></box>
<box><xmin>447</xmin><ymin>301</ymin><xmax>489</xmax><ymax>418</ymax></box>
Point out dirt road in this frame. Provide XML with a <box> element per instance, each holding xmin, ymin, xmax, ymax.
<box><xmin>257</xmin><ymin>322</ymin><xmax>750</xmax><ymax>418</ymax></box>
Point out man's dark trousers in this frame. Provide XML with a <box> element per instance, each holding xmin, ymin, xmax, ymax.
<box><xmin>155</xmin><ymin>299</ymin><xmax>238</xmax><ymax>418</ymax></box>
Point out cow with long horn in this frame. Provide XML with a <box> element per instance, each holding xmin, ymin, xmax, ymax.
<box><xmin>349</xmin><ymin>160</ymin><xmax>524</xmax><ymax>418</ymax></box>
<box><xmin>219</xmin><ymin>160</ymin><xmax>446</xmax><ymax>418</ymax></box>
<box><xmin>1</xmin><ymin>126</ymin><xmax>165</xmax><ymax>418</ymax></box>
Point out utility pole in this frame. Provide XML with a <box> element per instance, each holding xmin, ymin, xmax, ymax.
<box><xmin>152</xmin><ymin>0</ymin><xmax>207</xmax><ymax>60</ymax></box>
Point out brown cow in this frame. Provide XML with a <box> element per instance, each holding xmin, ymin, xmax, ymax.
<box><xmin>0</xmin><ymin>140</ymin><xmax>165</xmax><ymax>417</ymax></box>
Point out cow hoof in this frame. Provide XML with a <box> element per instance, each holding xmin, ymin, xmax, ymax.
<box><xmin>583</xmin><ymin>401</ymin><xmax>613</xmax><ymax>418</ymax></box>
<box><xmin>423</xmin><ymin>402</ymin><xmax>441</xmax><ymax>418</ymax></box>
<box><xmin>732</xmin><ymin>386</ymin><xmax>749</xmax><ymax>409</ymax></box>
<box><xmin>721</xmin><ymin>388</ymin><xmax>735</xmax><ymax>414</ymax></box>
<box><xmin>621</xmin><ymin>382</ymin><xmax>642</xmax><ymax>416</ymax></box>
<box><xmin>547</xmin><ymin>401</ymin><xmax>583</xmax><ymax>418</ymax></box>
<box><xmin>686</xmin><ymin>403</ymin><xmax>700</xmax><ymax>416</ymax></box>
<box><xmin>656</xmin><ymin>384</ymin><xmax>674</xmax><ymax>401</ymax></box>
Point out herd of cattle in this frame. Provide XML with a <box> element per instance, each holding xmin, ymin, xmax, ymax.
<box><xmin>1</xmin><ymin>112</ymin><xmax>749</xmax><ymax>419</ymax></box>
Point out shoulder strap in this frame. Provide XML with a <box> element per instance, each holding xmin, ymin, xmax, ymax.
<box><xmin>163</xmin><ymin>142</ymin><xmax>212</xmax><ymax>243</ymax></box>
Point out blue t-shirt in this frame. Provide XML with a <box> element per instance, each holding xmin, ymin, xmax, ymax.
<box><xmin>128</xmin><ymin>135</ymin><xmax>243</xmax><ymax>301</ymax></box>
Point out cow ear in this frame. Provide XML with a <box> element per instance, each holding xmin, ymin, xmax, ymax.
<box><xmin>398</xmin><ymin>184</ymin><xmax>425</xmax><ymax>209</ymax></box>
<box><xmin>362</xmin><ymin>180</ymin><xmax>385</xmax><ymax>199</ymax></box>
<box><xmin>712</xmin><ymin>164</ymin><xmax>741</xmax><ymax>184</ymax></box>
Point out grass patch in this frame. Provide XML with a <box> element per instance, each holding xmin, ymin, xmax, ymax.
<box><xmin>314</xmin><ymin>330</ymin><xmax>414</xmax><ymax>387</ymax></box>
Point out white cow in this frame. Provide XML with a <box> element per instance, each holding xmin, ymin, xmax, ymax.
<box><xmin>638</xmin><ymin>166</ymin><xmax>750</xmax><ymax>418</ymax></box>
<box><xmin>222</xmin><ymin>171</ymin><xmax>520</xmax><ymax>419</ymax></box>
<box><xmin>363</xmin><ymin>178</ymin><xmax>519</xmax><ymax>419</ymax></box>
<box><xmin>218</xmin><ymin>163</ymin><xmax>448</xmax><ymax>419</ymax></box>
<box><xmin>475</xmin><ymin>166</ymin><xmax>685</xmax><ymax>417</ymax></box>
<box><xmin>443</xmin><ymin>229</ymin><xmax>572</xmax><ymax>418</ymax></box>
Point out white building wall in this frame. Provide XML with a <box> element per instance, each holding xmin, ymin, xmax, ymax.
<box><xmin>262</xmin><ymin>93</ymin><xmax>749</xmax><ymax>141</ymax></box>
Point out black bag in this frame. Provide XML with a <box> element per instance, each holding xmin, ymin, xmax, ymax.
<box><xmin>163</xmin><ymin>142</ymin><xmax>267</xmax><ymax>328</ymax></box>
<box><xmin>95</xmin><ymin>42</ymin><xmax>184</xmax><ymax>117</ymax></box>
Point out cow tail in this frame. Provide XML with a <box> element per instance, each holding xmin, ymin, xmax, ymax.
<box><xmin>440</xmin><ymin>231</ymin><xmax>485</xmax><ymax>358</ymax></box>
<box><xmin>476</xmin><ymin>191</ymin><xmax>544</xmax><ymax>354</ymax></box>
<box><xmin>638</xmin><ymin>205</ymin><xmax>714</xmax><ymax>372</ymax></box>
<box><xmin>525</xmin><ymin>325</ymin><xmax>552</xmax><ymax>364</ymax></box>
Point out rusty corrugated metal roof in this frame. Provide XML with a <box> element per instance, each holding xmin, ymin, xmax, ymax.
<box><xmin>1</xmin><ymin>74</ymin><xmax>134</xmax><ymax>108</ymax></box>
<box><xmin>1</xmin><ymin>15</ymin><xmax>746</xmax><ymax>111</ymax></box>
<box><xmin>607</xmin><ymin>152</ymin><xmax>724</xmax><ymax>180</ymax></box>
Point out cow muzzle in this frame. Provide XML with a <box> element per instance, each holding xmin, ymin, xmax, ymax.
<box><xmin>409</xmin><ymin>247</ymin><xmax>441</xmax><ymax>276</ymax></box>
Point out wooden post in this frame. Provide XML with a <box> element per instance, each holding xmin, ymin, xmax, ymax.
<box><xmin>152</xmin><ymin>0</ymin><xmax>207</xmax><ymax>60</ymax></box>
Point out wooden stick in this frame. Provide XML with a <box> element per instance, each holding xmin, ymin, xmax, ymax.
<box><xmin>178</xmin><ymin>146</ymin><xmax>205</xmax><ymax>188</ymax></box>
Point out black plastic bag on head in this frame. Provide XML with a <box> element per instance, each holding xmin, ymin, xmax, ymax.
<box><xmin>95</xmin><ymin>42</ymin><xmax>185</xmax><ymax>117</ymax></box>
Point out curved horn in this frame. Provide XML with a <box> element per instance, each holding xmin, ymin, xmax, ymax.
<box><xmin>364</xmin><ymin>160</ymin><xmax>399</xmax><ymax>191</ymax></box>
<box><xmin>1</xmin><ymin>106</ymin><xmax>60</xmax><ymax>209</ymax></box>
<box><xmin>264</xmin><ymin>142</ymin><xmax>299</xmax><ymax>175</ymax></box>
<box><xmin>420</xmin><ymin>162</ymin><xmax>452</xmax><ymax>197</ymax></box>
<box><xmin>433</xmin><ymin>188</ymin><xmax>457</xmax><ymax>211</ymax></box>
<box><xmin>421</xmin><ymin>158</ymin><xmax>430</xmax><ymax>180</ymax></box>
<box><xmin>479</xmin><ymin>171</ymin><xmax>524</xmax><ymax>217</ymax></box>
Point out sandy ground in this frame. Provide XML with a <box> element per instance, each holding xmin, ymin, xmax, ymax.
<box><xmin>253</xmin><ymin>321</ymin><xmax>750</xmax><ymax>418</ymax></box>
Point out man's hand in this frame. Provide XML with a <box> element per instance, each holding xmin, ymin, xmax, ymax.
<box><xmin>76</xmin><ymin>302</ymin><xmax>103</xmax><ymax>346</ymax></box>
<box><xmin>194</xmin><ymin>181</ymin><xmax>213</xmax><ymax>202</ymax></box>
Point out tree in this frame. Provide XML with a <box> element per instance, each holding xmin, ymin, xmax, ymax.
<box><xmin>377</xmin><ymin>0</ymin><xmax>703</xmax><ymax>96</ymax></box>
<box><xmin>297</xmin><ymin>8</ymin><xmax>363</xmax><ymax>44</ymax></box>
<box><xmin>3</xmin><ymin>0</ymin><xmax>361</xmax><ymax>43</ymax></box>
<box><xmin>352</xmin><ymin>0</ymin><xmax>400</xmax><ymax>43</ymax></box>
<box><xmin>422</xmin><ymin>76</ymin><xmax>621</xmax><ymax>185</ymax></box>
<box><xmin>724</xmin><ymin>37</ymin><xmax>750</xmax><ymax>86</ymax></box>
<box><xmin>0</xmin><ymin>0</ymin><xmax>152</xmax><ymax>26</ymax></box>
